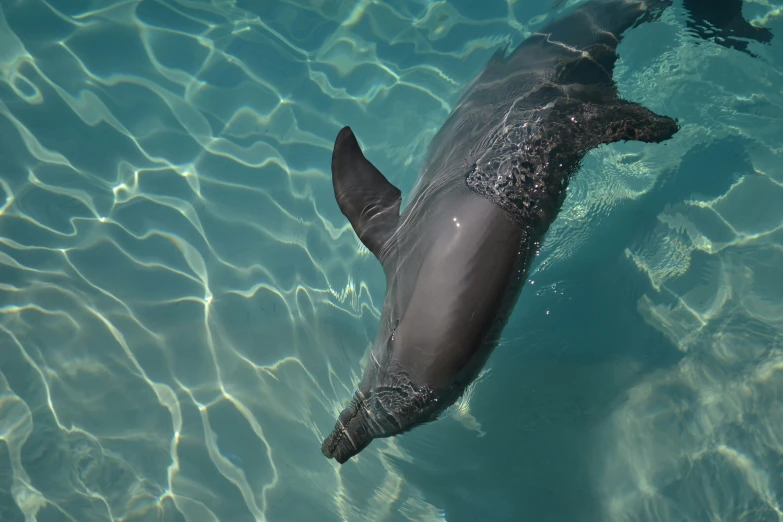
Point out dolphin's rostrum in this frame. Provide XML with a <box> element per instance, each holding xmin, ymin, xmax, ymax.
<box><xmin>322</xmin><ymin>0</ymin><xmax>679</xmax><ymax>464</ymax></box>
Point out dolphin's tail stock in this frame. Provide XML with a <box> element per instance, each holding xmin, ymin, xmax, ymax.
<box><xmin>494</xmin><ymin>0</ymin><xmax>681</xmax><ymax>213</ymax></box>
<box><xmin>551</xmin><ymin>0</ymin><xmax>671</xmax><ymax>32</ymax></box>
<box><xmin>540</xmin><ymin>0</ymin><xmax>672</xmax><ymax>64</ymax></box>
<box><xmin>495</xmin><ymin>0</ymin><xmax>672</xmax><ymax>97</ymax></box>
<box><xmin>538</xmin><ymin>0</ymin><xmax>681</xmax><ymax>150</ymax></box>
<box><xmin>683</xmin><ymin>0</ymin><xmax>773</xmax><ymax>57</ymax></box>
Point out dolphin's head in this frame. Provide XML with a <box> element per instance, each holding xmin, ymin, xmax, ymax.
<box><xmin>319</xmin><ymin>355</ymin><xmax>441</xmax><ymax>464</ymax></box>
<box><xmin>321</xmin><ymin>305</ymin><xmax>451</xmax><ymax>464</ymax></box>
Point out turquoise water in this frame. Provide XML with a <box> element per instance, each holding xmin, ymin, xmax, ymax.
<box><xmin>1</xmin><ymin>0</ymin><xmax>782</xmax><ymax>521</ymax></box>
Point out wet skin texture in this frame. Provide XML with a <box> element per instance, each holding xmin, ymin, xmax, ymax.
<box><xmin>321</xmin><ymin>0</ymin><xmax>681</xmax><ymax>464</ymax></box>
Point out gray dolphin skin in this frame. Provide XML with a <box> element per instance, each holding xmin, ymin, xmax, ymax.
<box><xmin>321</xmin><ymin>0</ymin><xmax>679</xmax><ymax>464</ymax></box>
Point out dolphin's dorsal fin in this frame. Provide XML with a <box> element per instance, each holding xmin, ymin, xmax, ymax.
<box><xmin>331</xmin><ymin>126</ymin><xmax>402</xmax><ymax>262</ymax></box>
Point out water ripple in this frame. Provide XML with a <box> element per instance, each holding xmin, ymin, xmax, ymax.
<box><xmin>1</xmin><ymin>0</ymin><xmax>782</xmax><ymax>521</ymax></box>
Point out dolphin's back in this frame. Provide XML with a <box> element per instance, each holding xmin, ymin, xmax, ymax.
<box><xmin>413</xmin><ymin>0</ymin><xmax>675</xmax><ymax>234</ymax></box>
<box><xmin>418</xmin><ymin>1</ymin><xmax>665</xmax><ymax>168</ymax></box>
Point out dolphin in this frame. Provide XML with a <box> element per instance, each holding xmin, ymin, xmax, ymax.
<box><xmin>321</xmin><ymin>0</ymin><xmax>679</xmax><ymax>464</ymax></box>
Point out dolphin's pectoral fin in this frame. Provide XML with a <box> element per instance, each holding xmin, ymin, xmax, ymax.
<box><xmin>331</xmin><ymin>126</ymin><xmax>402</xmax><ymax>261</ymax></box>
<box><xmin>582</xmin><ymin>100</ymin><xmax>680</xmax><ymax>148</ymax></box>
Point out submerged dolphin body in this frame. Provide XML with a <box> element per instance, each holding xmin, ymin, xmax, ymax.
<box><xmin>321</xmin><ymin>0</ymin><xmax>679</xmax><ymax>464</ymax></box>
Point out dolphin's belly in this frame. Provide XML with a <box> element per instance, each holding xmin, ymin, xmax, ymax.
<box><xmin>390</xmin><ymin>191</ymin><xmax>525</xmax><ymax>391</ymax></box>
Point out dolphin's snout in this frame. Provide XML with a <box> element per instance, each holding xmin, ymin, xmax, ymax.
<box><xmin>321</xmin><ymin>393</ymin><xmax>374</xmax><ymax>464</ymax></box>
<box><xmin>320</xmin><ymin>423</ymin><xmax>363</xmax><ymax>464</ymax></box>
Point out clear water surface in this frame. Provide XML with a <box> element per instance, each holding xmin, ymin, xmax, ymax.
<box><xmin>1</xmin><ymin>0</ymin><xmax>782</xmax><ymax>521</ymax></box>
